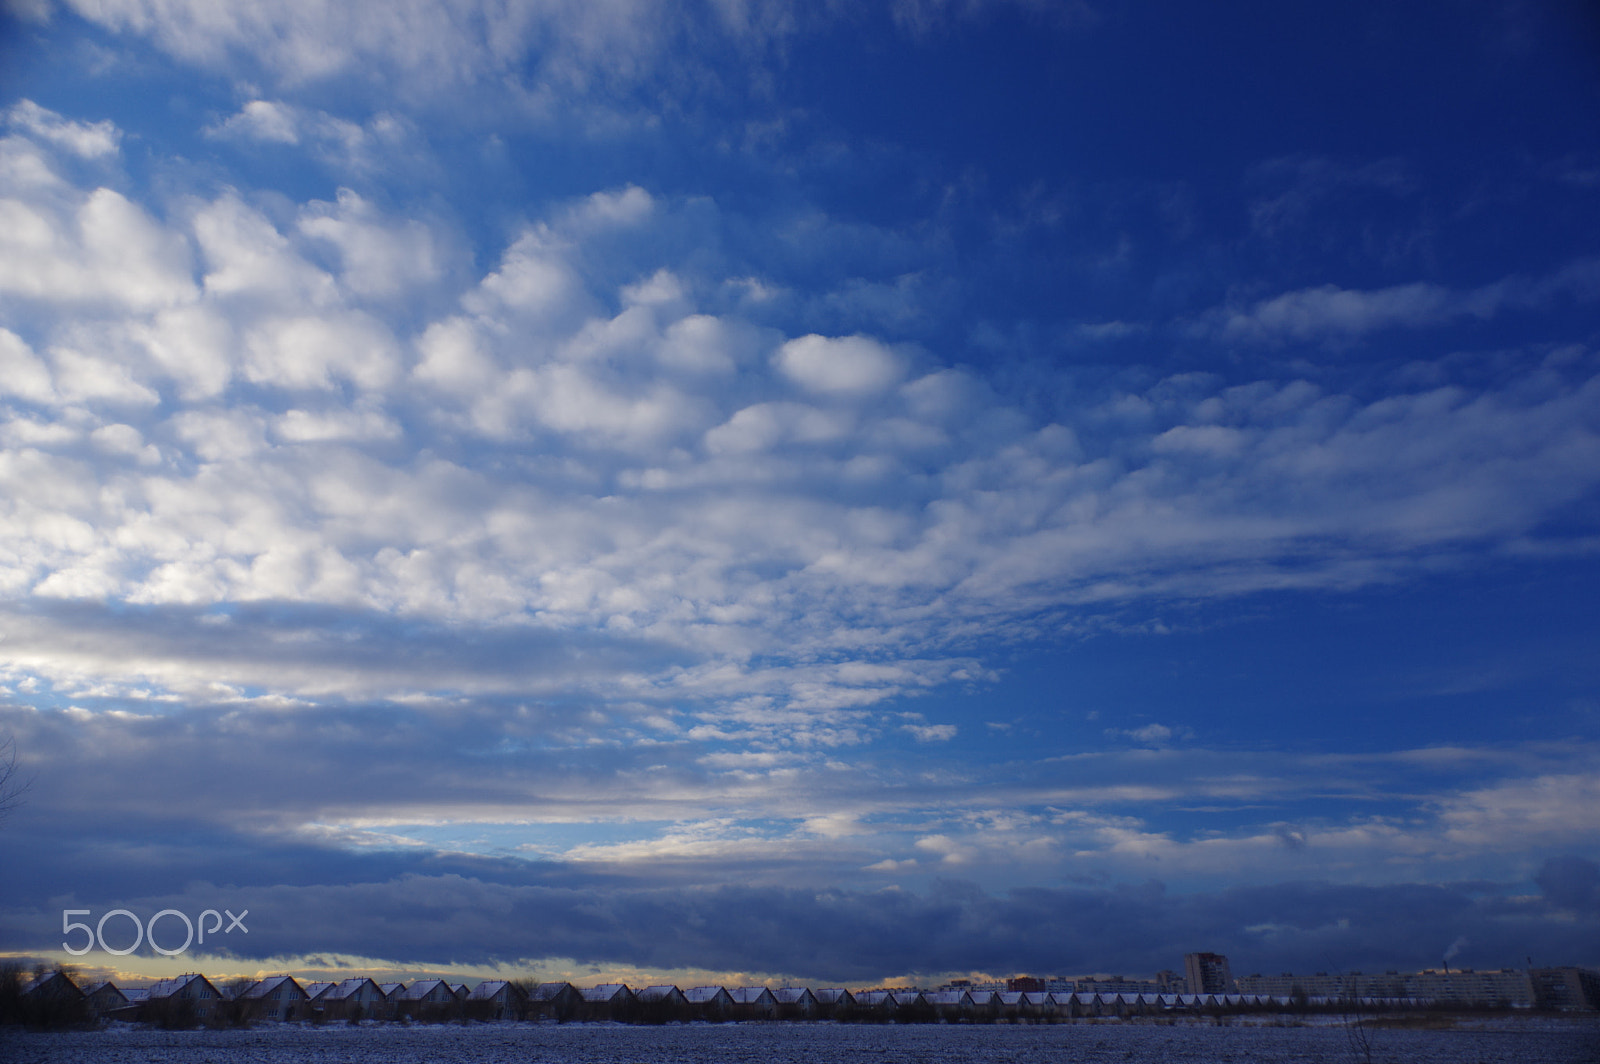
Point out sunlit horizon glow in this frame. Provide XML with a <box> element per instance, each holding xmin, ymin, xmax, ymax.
<box><xmin>0</xmin><ymin>0</ymin><xmax>1598</xmax><ymax>985</ymax></box>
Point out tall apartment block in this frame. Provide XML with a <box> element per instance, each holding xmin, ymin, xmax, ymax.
<box><xmin>1184</xmin><ymin>952</ymin><xmax>1234</xmax><ymax>994</ymax></box>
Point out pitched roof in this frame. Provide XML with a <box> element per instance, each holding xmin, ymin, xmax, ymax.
<box><xmin>529</xmin><ymin>982</ymin><xmax>576</xmax><ymax>1001</ymax></box>
<box><xmin>773</xmin><ymin>987</ymin><xmax>815</xmax><ymax>1004</ymax></box>
<box><xmin>20</xmin><ymin>971</ymin><xmax>81</xmax><ymax>997</ymax></box>
<box><xmin>580</xmin><ymin>983</ymin><xmax>632</xmax><ymax>1003</ymax></box>
<box><xmin>323</xmin><ymin>978</ymin><xmax>378</xmax><ymax>1001</ymax></box>
<box><xmin>682</xmin><ymin>986</ymin><xmax>731</xmax><ymax>1004</ymax></box>
<box><xmin>635</xmin><ymin>985</ymin><xmax>684</xmax><ymax>1002</ymax></box>
<box><xmin>397</xmin><ymin>978</ymin><xmax>449</xmax><ymax>1000</ymax></box>
<box><xmin>726</xmin><ymin>987</ymin><xmax>775</xmax><ymax>1005</ymax></box>
<box><xmin>467</xmin><ymin>980</ymin><xmax>525</xmax><ymax>1001</ymax></box>
<box><xmin>924</xmin><ymin>990</ymin><xmax>970</xmax><ymax>1006</ymax></box>
<box><xmin>145</xmin><ymin>974</ymin><xmax>216</xmax><ymax>1000</ymax></box>
<box><xmin>82</xmin><ymin>981</ymin><xmax>127</xmax><ymax>1003</ymax></box>
<box><xmin>241</xmin><ymin>976</ymin><xmax>304</xmax><ymax>1000</ymax></box>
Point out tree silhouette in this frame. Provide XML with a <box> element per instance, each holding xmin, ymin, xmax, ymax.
<box><xmin>0</xmin><ymin>733</ymin><xmax>28</xmax><ymax>823</ymax></box>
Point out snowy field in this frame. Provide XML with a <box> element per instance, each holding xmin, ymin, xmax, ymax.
<box><xmin>3</xmin><ymin>1019</ymin><xmax>1599</xmax><ymax>1064</ymax></box>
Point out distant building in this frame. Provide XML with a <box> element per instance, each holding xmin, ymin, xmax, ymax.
<box><xmin>683</xmin><ymin>985</ymin><xmax>734</xmax><ymax>1018</ymax></box>
<box><xmin>1530</xmin><ymin>967</ymin><xmax>1600</xmax><ymax>1011</ymax></box>
<box><xmin>238</xmin><ymin>975</ymin><xmax>309</xmax><ymax>1021</ymax></box>
<box><xmin>19</xmin><ymin>971</ymin><xmax>82</xmax><ymax>1003</ymax></box>
<box><xmin>727</xmin><ymin>986</ymin><xmax>778</xmax><ymax>1019</ymax></box>
<box><xmin>1072</xmin><ymin>976</ymin><xmax>1165</xmax><ymax>995</ymax></box>
<box><xmin>1235</xmin><ymin>967</ymin><xmax>1541</xmax><ymax>1007</ymax></box>
<box><xmin>1184</xmin><ymin>953</ymin><xmax>1234</xmax><ymax>995</ymax></box>
<box><xmin>773</xmin><ymin>987</ymin><xmax>818</xmax><ymax>1018</ymax></box>
<box><xmin>142</xmin><ymin>973</ymin><xmax>222</xmax><ymax>1022</ymax></box>
<box><xmin>1405</xmin><ymin>969</ymin><xmax>1532</xmax><ymax>1007</ymax></box>
<box><xmin>320</xmin><ymin>977</ymin><xmax>388</xmax><ymax>1021</ymax></box>
<box><xmin>80</xmin><ymin>981</ymin><xmax>129</xmax><ymax>1017</ymax></box>
<box><xmin>526</xmin><ymin>981</ymin><xmax>582</xmax><ymax>1021</ymax></box>
<box><xmin>465</xmin><ymin>980</ymin><xmax>528</xmax><ymax>1021</ymax></box>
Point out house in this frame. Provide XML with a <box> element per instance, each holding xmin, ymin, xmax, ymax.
<box><xmin>526</xmin><ymin>982</ymin><xmax>582</xmax><ymax>1022</ymax></box>
<box><xmin>683</xmin><ymin>985</ymin><xmax>734</xmax><ymax>1020</ymax></box>
<box><xmin>142</xmin><ymin>973</ymin><xmax>223</xmax><ymax>1023</ymax></box>
<box><xmin>923</xmin><ymin>989</ymin><xmax>972</xmax><ymax>1021</ymax></box>
<box><xmin>773</xmin><ymin>986</ymin><xmax>818</xmax><ymax>1019</ymax></box>
<box><xmin>80</xmin><ymin>981</ymin><xmax>129</xmax><ymax>1018</ymax></box>
<box><xmin>396</xmin><ymin>978</ymin><xmax>461</xmax><ymax>1020</ymax></box>
<box><xmin>320</xmin><ymin>978</ymin><xmax>388</xmax><ymax>1021</ymax></box>
<box><xmin>967</xmin><ymin>989</ymin><xmax>1001</xmax><ymax>1020</ymax></box>
<box><xmin>302</xmin><ymin>981</ymin><xmax>336</xmax><ymax>1003</ymax></box>
<box><xmin>727</xmin><ymin>986</ymin><xmax>778</xmax><ymax>1020</ymax></box>
<box><xmin>20</xmin><ymin>971</ymin><xmax>82</xmax><ymax>1001</ymax></box>
<box><xmin>634</xmin><ymin>984</ymin><xmax>688</xmax><ymax>1018</ymax></box>
<box><xmin>853</xmin><ymin>989</ymin><xmax>895</xmax><ymax>1017</ymax></box>
<box><xmin>465</xmin><ymin>980</ymin><xmax>528</xmax><ymax>1021</ymax></box>
<box><xmin>16</xmin><ymin>970</ymin><xmax>88</xmax><ymax>1025</ymax></box>
<box><xmin>579</xmin><ymin>983</ymin><xmax>636</xmax><ymax>1020</ymax></box>
<box><xmin>238</xmin><ymin>976</ymin><xmax>309</xmax><ymax>1021</ymax></box>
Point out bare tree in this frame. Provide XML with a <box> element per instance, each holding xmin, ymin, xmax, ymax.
<box><xmin>0</xmin><ymin>732</ymin><xmax>29</xmax><ymax>823</ymax></box>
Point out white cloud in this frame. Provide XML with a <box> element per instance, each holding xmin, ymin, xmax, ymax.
<box><xmin>0</xmin><ymin>328</ymin><xmax>57</xmax><ymax>404</ymax></box>
<box><xmin>242</xmin><ymin>312</ymin><xmax>401</xmax><ymax>392</ymax></box>
<box><xmin>6</xmin><ymin>99</ymin><xmax>121</xmax><ymax>158</ymax></box>
<box><xmin>773</xmin><ymin>333</ymin><xmax>905</xmax><ymax>397</ymax></box>
<box><xmin>51</xmin><ymin>346</ymin><xmax>161</xmax><ymax>406</ymax></box>
<box><xmin>207</xmin><ymin>99</ymin><xmax>302</xmax><ymax>144</ymax></box>
<box><xmin>274</xmin><ymin>406</ymin><xmax>401</xmax><ymax>443</ymax></box>
<box><xmin>193</xmin><ymin>193</ymin><xmax>336</xmax><ymax>305</ymax></box>
<box><xmin>0</xmin><ymin>177</ymin><xmax>196</xmax><ymax>310</ymax></box>
<box><xmin>297</xmin><ymin>189</ymin><xmax>443</xmax><ymax>299</ymax></box>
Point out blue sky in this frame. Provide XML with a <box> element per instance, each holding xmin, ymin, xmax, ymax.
<box><xmin>0</xmin><ymin>0</ymin><xmax>1598</xmax><ymax>987</ymax></box>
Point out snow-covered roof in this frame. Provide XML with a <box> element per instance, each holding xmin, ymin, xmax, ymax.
<box><xmin>82</xmin><ymin>981</ymin><xmax>126</xmax><ymax>1003</ymax></box>
<box><xmin>398</xmin><ymin>979</ymin><xmax>448</xmax><ymax>1000</ymax></box>
<box><xmin>323</xmin><ymin>978</ymin><xmax>377</xmax><ymax>1001</ymax></box>
<box><xmin>682</xmin><ymin>986</ymin><xmax>731</xmax><ymax>1004</ymax></box>
<box><xmin>146</xmin><ymin>974</ymin><xmax>214</xmax><ymax>999</ymax></box>
<box><xmin>468</xmin><ymin>980</ymin><xmax>521</xmax><ymax>1001</ymax></box>
<box><xmin>529</xmin><ymin>982</ymin><xmax>576</xmax><ymax>1001</ymax></box>
<box><xmin>635</xmin><ymin>985</ymin><xmax>683</xmax><ymax>1002</ymax></box>
<box><xmin>924</xmin><ymin>990</ymin><xmax>970</xmax><ymax>1006</ymax></box>
<box><xmin>726</xmin><ymin>987</ymin><xmax>775</xmax><ymax>1005</ymax></box>
<box><xmin>242</xmin><ymin>976</ymin><xmax>304</xmax><ymax>1000</ymax></box>
<box><xmin>21</xmin><ymin>972</ymin><xmax>80</xmax><ymax>997</ymax></box>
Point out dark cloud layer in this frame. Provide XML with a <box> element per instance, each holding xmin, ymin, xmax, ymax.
<box><xmin>4</xmin><ymin>807</ymin><xmax>1595</xmax><ymax>980</ymax></box>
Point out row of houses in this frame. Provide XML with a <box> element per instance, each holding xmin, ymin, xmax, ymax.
<box><xmin>14</xmin><ymin>969</ymin><xmax>1472</xmax><ymax>1026</ymax></box>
